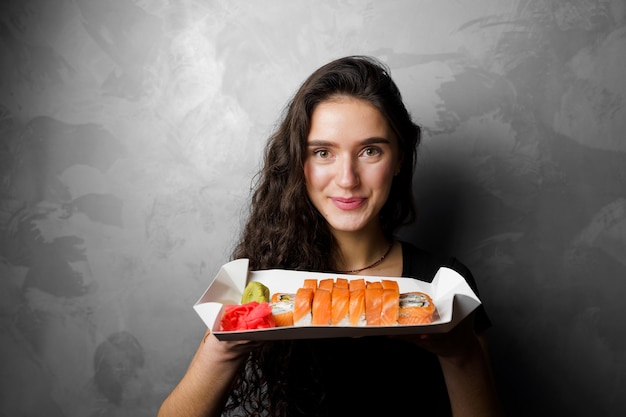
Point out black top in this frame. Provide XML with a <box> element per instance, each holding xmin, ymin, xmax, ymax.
<box><xmin>284</xmin><ymin>241</ymin><xmax>491</xmax><ymax>417</ymax></box>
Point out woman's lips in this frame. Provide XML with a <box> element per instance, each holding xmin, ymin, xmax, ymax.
<box><xmin>331</xmin><ymin>197</ymin><xmax>366</xmax><ymax>210</ymax></box>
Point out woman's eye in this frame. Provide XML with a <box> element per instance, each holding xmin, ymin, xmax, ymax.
<box><xmin>362</xmin><ymin>147</ymin><xmax>381</xmax><ymax>157</ymax></box>
<box><xmin>314</xmin><ymin>149</ymin><xmax>331</xmax><ymax>159</ymax></box>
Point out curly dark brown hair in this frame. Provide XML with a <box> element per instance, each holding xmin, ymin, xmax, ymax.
<box><xmin>226</xmin><ymin>56</ymin><xmax>421</xmax><ymax>416</ymax></box>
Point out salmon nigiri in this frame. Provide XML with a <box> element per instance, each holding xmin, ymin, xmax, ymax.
<box><xmin>349</xmin><ymin>288</ymin><xmax>366</xmax><ymax>326</ymax></box>
<box><xmin>334</xmin><ymin>278</ymin><xmax>349</xmax><ymax>289</ymax></box>
<box><xmin>293</xmin><ymin>287</ymin><xmax>314</xmax><ymax>326</ymax></box>
<box><xmin>318</xmin><ymin>278</ymin><xmax>334</xmax><ymax>292</ymax></box>
<box><xmin>312</xmin><ymin>288</ymin><xmax>331</xmax><ymax>325</ymax></box>
<box><xmin>302</xmin><ymin>279</ymin><xmax>318</xmax><ymax>290</ymax></box>
<box><xmin>349</xmin><ymin>278</ymin><xmax>365</xmax><ymax>291</ymax></box>
<box><xmin>398</xmin><ymin>292</ymin><xmax>436</xmax><ymax>324</ymax></box>
<box><xmin>381</xmin><ymin>279</ymin><xmax>399</xmax><ymax>292</ymax></box>
<box><xmin>366</xmin><ymin>281</ymin><xmax>383</xmax><ymax>289</ymax></box>
<box><xmin>380</xmin><ymin>288</ymin><xmax>400</xmax><ymax>325</ymax></box>
<box><xmin>331</xmin><ymin>287</ymin><xmax>350</xmax><ymax>325</ymax></box>
<box><xmin>365</xmin><ymin>287</ymin><xmax>383</xmax><ymax>325</ymax></box>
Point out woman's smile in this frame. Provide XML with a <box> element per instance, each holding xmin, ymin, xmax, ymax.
<box><xmin>331</xmin><ymin>196</ymin><xmax>366</xmax><ymax>211</ymax></box>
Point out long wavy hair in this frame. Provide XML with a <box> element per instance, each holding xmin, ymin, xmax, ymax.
<box><xmin>232</xmin><ymin>55</ymin><xmax>420</xmax><ymax>272</ymax></box>
<box><xmin>226</xmin><ymin>56</ymin><xmax>421</xmax><ymax>416</ymax></box>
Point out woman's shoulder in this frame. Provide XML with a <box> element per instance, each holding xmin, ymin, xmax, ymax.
<box><xmin>399</xmin><ymin>240</ymin><xmax>478</xmax><ymax>290</ymax></box>
<box><xmin>400</xmin><ymin>240</ymin><xmax>450</xmax><ymax>281</ymax></box>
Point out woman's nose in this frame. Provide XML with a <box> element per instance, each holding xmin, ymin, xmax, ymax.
<box><xmin>336</xmin><ymin>156</ymin><xmax>359</xmax><ymax>188</ymax></box>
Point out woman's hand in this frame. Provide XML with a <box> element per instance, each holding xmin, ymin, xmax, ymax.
<box><xmin>392</xmin><ymin>312</ymin><xmax>480</xmax><ymax>362</ymax></box>
<box><xmin>200</xmin><ymin>329</ymin><xmax>264</xmax><ymax>363</ymax></box>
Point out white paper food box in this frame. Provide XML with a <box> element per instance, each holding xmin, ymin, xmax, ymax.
<box><xmin>194</xmin><ymin>258</ymin><xmax>482</xmax><ymax>341</ymax></box>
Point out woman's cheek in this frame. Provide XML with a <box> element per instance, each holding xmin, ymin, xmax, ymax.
<box><xmin>304</xmin><ymin>162</ymin><xmax>328</xmax><ymax>190</ymax></box>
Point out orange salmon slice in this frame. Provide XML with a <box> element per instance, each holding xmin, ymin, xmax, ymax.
<box><xmin>365</xmin><ymin>287</ymin><xmax>383</xmax><ymax>325</ymax></box>
<box><xmin>318</xmin><ymin>278</ymin><xmax>334</xmax><ymax>292</ymax></box>
<box><xmin>380</xmin><ymin>288</ymin><xmax>399</xmax><ymax>325</ymax></box>
<box><xmin>331</xmin><ymin>287</ymin><xmax>350</xmax><ymax>325</ymax></box>
<box><xmin>349</xmin><ymin>288</ymin><xmax>365</xmax><ymax>326</ymax></box>
<box><xmin>349</xmin><ymin>278</ymin><xmax>365</xmax><ymax>291</ymax></box>
<box><xmin>302</xmin><ymin>279</ymin><xmax>318</xmax><ymax>289</ymax></box>
<box><xmin>312</xmin><ymin>288</ymin><xmax>331</xmax><ymax>325</ymax></box>
<box><xmin>334</xmin><ymin>278</ymin><xmax>349</xmax><ymax>289</ymax></box>
<box><xmin>293</xmin><ymin>287</ymin><xmax>314</xmax><ymax>325</ymax></box>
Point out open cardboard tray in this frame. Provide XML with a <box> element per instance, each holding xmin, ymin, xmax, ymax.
<box><xmin>194</xmin><ymin>259</ymin><xmax>481</xmax><ymax>341</ymax></box>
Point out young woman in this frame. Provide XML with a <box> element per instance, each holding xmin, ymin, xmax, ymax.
<box><xmin>158</xmin><ymin>56</ymin><xmax>501</xmax><ymax>417</ymax></box>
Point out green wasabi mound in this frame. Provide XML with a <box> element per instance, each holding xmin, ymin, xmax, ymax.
<box><xmin>241</xmin><ymin>281</ymin><xmax>270</xmax><ymax>304</ymax></box>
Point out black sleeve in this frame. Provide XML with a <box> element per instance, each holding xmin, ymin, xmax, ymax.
<box><xmin>444</xmin><ymin>256</ymin><xmax>492</xmax><ymax>334</ymax></box>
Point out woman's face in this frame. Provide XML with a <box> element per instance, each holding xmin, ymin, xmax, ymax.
<box><xmin>304</xmin><ymin>97</ymin><xmax>402</xmax><ymax>236</ymax></box>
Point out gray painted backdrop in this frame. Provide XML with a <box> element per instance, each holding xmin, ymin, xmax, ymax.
<box><xmin>1</xmin><ymin>1</ymin><xmax>625</xmax><ymax>416</ymax></box>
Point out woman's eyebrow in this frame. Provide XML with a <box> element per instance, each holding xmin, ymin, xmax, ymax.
<box><xmin>361</xmin><ymin>137</ymin><xmax>391</xmax><ymax>145</ymax></box>
<box><xmin>307</xmin><ymin>137</ymin><xmax>391</xmax><ymax>146</ymax></box>
<box><xmin>307</xmin><ymin>139</ymin><xmax>335</xmax><ymax>147</ymax></box>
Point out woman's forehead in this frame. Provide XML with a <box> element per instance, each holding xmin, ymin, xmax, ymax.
<box><xmin>308</xmin><ymin>98</ymin><xmax>393</xmax><ymax>142</ymax></box>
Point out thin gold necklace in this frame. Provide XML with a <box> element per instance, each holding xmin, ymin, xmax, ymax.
<box><xmin>336</xmin><ymin>242</ymin><xmax>394</xmax><ymax>274</ymax></box>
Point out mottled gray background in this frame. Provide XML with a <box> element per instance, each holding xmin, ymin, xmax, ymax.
<box><xmin>1</xmin><ymin>0</ymin><xmax>625</xmax><ymax>416</ymax></box>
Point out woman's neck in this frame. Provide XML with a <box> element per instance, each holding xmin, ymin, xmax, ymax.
<box><xmin>332</xmin><ymin>227</ymin><xmax>392</xmax><ymax>274</ymax></box>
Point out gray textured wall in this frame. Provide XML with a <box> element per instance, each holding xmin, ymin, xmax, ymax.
<box><xmin>1</xmin><ymin>1</ymin><xmax>625</xmax><ymax>416</ymax></box>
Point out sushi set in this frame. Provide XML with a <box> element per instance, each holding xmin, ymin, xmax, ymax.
<box><xmin>194</xmin><ymin>258</ymin><xmax>482</xmax><ymax>341</ymax></box>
